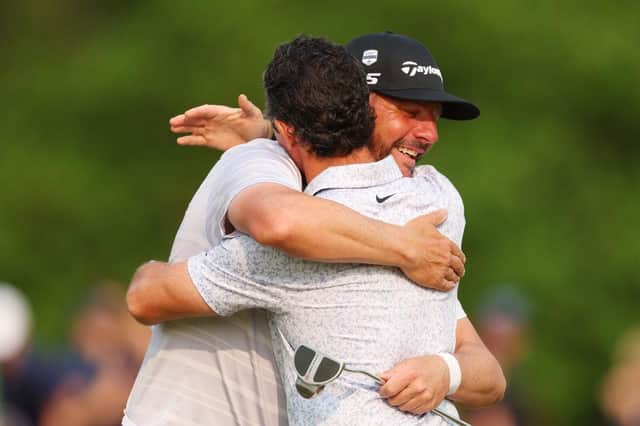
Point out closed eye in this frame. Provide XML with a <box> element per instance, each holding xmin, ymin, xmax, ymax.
<box><xmin>401</xmin><ymin>107</ymin><xmax>420</xmax><ymax>118</ymax></box>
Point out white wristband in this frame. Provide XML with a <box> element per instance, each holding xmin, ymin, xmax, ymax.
<box><xmin>436</xmin><ymin>353</ymin><xmax>462</xmax><ymax>396</ymax></box>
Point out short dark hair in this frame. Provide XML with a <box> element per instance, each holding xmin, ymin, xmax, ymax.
<box><xmin>264</xmin><ymin>36</ymin><xmax>374</xmax><ymax>157</ymax></box>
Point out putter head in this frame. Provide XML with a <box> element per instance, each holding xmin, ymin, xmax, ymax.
<box><xmin>294</xmin><ymin>345</ymin><xmax>345</xmax><ymax>384</ymax></box>
<box><xmin>295</xmin><ymin>377</ymin><xmax>324</xmax><ymax>399</ymax></box>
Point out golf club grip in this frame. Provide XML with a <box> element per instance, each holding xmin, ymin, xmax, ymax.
<box><xmin>341</xmin><ymin>367</ymin><xmax>470</xmax><ymax>425</ymax></box>
<box><xmin>432</xmin><ymin>407</ymin><xmax>471</xmax><ymax>426</ymax></box>
<box><xmin>342</xmin><ymin>367</ymin><xmax>385</xmax><ymax>384</ymax></box>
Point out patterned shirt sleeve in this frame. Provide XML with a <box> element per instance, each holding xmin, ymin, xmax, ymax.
<box><xmin>187</xmin><ymin>237</ymin><xmax>287</xmax><ymax>316</ymax></box>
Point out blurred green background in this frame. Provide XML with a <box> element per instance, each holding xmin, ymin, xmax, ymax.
<box><xmin>1</xmin><ymin>0</ymin><xmax>638</xmax><ymax>424</ymax></box>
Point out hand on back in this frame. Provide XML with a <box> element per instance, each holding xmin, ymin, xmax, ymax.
<box><xmin>400</xmin><ymin>209</ymin><xmax>466</xmax><ymax>291</ymax></box>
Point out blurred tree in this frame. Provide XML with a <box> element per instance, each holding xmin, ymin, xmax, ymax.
<box><xmin>1</xmin><ymin>1</ymin><xmax>638</xmax><ymax>424</ymax></box>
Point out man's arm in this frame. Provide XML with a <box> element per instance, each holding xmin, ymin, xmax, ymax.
<box><xmin>126</xmin><ymin>258</ymin><xmax>503</xmax><ymax>409</ymax></box>
<box><xmin>449</xmin><ymin>317</ymin><xmax>507</xmax><ymax>406</ymax></box>
<box><xmin>229</xmin><ymin>183</ymin><xmax>464</xmax><ymax>290</ymax></box>
<box><xmin>170</xmin><ymin>97</ymin><xmax>466</xmax><ymax>291</ymax></box>
<box><xmin>127</xmin><ymin>203</ymin><xmax>464</xmax><ymax>322</ymax></box>
<box><xmin>379</xmin><ymin>317</ymin><xmax>506</xmax><ymax>414</ymax></box>
<box><xmin>128</xmin><ymin>240</ymin><xmax>287</xmax><ymax>325</ymax></box>
<box><xmin>126</xmin><ymin>261</ymin><xmax>215</xmax><ymax>325</ymax></box>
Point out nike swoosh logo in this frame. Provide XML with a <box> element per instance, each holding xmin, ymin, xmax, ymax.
<box><xmin>376</xmin><ymin>194</ymin><xmax>396</xmax><ymax>203</ymax></box>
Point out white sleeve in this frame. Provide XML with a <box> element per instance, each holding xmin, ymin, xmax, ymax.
<box><xmin>169</xmin><ymin>139</ymin><xmax>302</xmax><ymax>262</ymax></box>
<box><xmin>187</xmin><ymin>237</ymin><xmax>287</xmax><ymax>316</ymax></box>
<box><xmin>204</xmin><ymin>139</ymin><xmax>302</xmax><ymax>245</ymax></box>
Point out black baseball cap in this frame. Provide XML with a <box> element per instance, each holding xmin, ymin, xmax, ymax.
<box><xmin>345</xmin><ymin>32</ymin><xmax>480</xmax><ymax>120</ymax></box>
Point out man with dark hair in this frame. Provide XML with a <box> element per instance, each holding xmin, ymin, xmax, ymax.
<box><xmin>126</xmin><ymin>34</ymin><xmax>504</xmax><ymax>425</ymax></box>
<box><xmin>263</xmin><ymin>37</ymin><xmax>374</xmax><ymax>159</ymax></box>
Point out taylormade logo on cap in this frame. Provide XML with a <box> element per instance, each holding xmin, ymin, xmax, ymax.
<box><xmin>400</xmin><ymin>61</ymin><xmax>443</xmax><ymax>81</ymax></box>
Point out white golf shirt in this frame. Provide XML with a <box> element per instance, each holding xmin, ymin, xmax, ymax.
<box><xmin>123</xmin><ymin>139</ymin><xmax>301</xmax><ymax>426</ymax></box>
<box><xmin>188</xmin><ymin>156</ymin><xmax>467</xmax><ymax>425</ymax></box>
<box><xmin>124</xmin><ymin>139</ymin><xmax>467</xmax><ymax>425</ymax></box>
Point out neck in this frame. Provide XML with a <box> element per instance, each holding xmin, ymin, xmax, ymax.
<box><xmin>302</xmin><ymin>147</ymin><xmax>376</xmax><ymax>183</ymax></box>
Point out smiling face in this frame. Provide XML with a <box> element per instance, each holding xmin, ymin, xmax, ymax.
<box><xmin>369</xmin><ymin>93</ymin><xmax>442</xmax><ymax>177</ymax></box>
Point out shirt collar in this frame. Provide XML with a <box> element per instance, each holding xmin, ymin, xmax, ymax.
<box><xmin>304</xmin><ymin>156</ymin><xmax>403</xmax><ymax>196</ymax></box>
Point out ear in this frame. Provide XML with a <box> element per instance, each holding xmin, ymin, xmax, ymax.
<box><xmin>273</xmin><ymin>119</ymin><xmax>306</xmax><ymax>171</ymax></box>
<box><xmin>368</xmin><ymin>92</ymin><xmax>380</xmax><ymax>106</ymax></box>
<box><xmin>273</xmin><ymin>119</ymin><xmax>298</xmax><ymax>150</ymax></box>
<box><xmin>273</xmin><ymin>119</ymin><xmax>295</xmax><ymax>136</ymax></box>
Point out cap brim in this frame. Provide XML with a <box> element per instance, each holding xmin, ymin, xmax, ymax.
<box><xmin>373</xmin><ymin>88</ymin><xmax>480</xmax><ymax>120</ymax></box>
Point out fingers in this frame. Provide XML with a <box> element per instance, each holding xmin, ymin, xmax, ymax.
<box><xmin>171</xmin><ymin>119</ymin><xmax>209</xmax><ymax>130</ymax></box>
<box><xmin>425</xmin><ymin>209</ymin><xmax>447</xmax><ymax>226</ymax></box>
<box><xmin>450</xmin><ymin>242</ymin><xmax>466</xmax><ymax>264</ymax></box>
<box><xmin>237</xmin><ymin>94</ymin><xmax>263</xmax><ymax>118</ymax></box>
<box><xmin>444</xmin><ymin>269</ymin><xmax>459</xmax><ymax>283</ymax></box>
<box><xmin>412</xmin><ymin>403</ymin><xmax>434</xmax><ymax>415</ymax></box>
<box><xmin>441</xmin><ymin>280</ymin><xmax>457</xmax><ymax>291</ymax></box>
<box><xmin>170</xmin><ymin>107</ymin><xmax>224</xmax><ymax>128</ymax></box>
<box><xmin>380</xmin><ymin>357</ymin><xmax>447</xmax><ymax>415</ymax></box>
<box><xmin>397</xmin><ymin>394</ymin><xmax>437</xmax><ymax>415</ymax></box>
<box><xmin>387</xmin><ymin>388</ymin><xmax>415</xmax><ymax>408</ymax></box>
<box><xmin>398</xmin><ymin>399</ymin><xmax>422</xmax><ymax>413</ymax></box>
<box><xmin>449</xmin><ymin>255</ymin><xmax>465</xmax><ymax>279</ymax></box>
<box><xmin>170</xmin><ymin>125</ymin><xmax>201</xmax><ymax>134</ymax></box>
<box><xmin>183</xmin><ymin>104</ymin><xmax>214</xmax><ymax>117</ymax></box>
<box><xmin>425</xmin><ymin>279</ymin><xmax>455</xmax><ymax>292</ymax></box>
<box><xmin>379</xmin><ymin>374</ymin><xmax>411</xmax><ymax>399</ymax></box>
<box><xmin>184</xmin><ymin>104</ymin><xmax>239</xmax><ymax>120</ymax></box>
<box><xmin>379</xmin><ymin>371</ymin><xmax>391</xmax><ymax>382</ymax></box>
<box><xmin>411</xmin><ymin>401</ymin><xmax>438</xmax><ymax>415</ymax></box>
<box><xmin>177</xmin><ymin>135</ymin><xmax>206</xmax><ymax>146</ymax></box>
<box><xmin>170</xmin><ymin>104</ymin><xmax>242</xmax><ymax>129</ymax></box>
<box><xmin>169</xmin><ymin>114</ymin><xmax>186</xmax><ymax>127</ymax></box>
<box><xmin>388</xmin><ymin>385</ymin><xmax>437</xmax><ymax>414</ymax></box>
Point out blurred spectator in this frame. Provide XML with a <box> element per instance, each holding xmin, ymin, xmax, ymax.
<box><xmin>0</xmin><ymin>283</ymin><xmax>31</xmax><ymax>365</ymax></box>
<box><xmin>1</xmin><ymin>281</ymin><xmax>150</xmax><ymax>426</ymax></box>
<box><xmin>600</xmin><ymin>326</ymin><xmax>640</xmax><ymax>426</ymax></box>
<box><xmin>1</xmin><ymin>282</ymin><xmax>41</xmax><ymax>426</ymax></box>
<box><xmin>40</xmin><ymin>282</ymin><xmax>150</xmax><ymax>426</ymax></box>
<box><xmin>70</xmin><ymin>282</ymin><xmax>149</xmax><ymax>370</ymax></box>
<box><xmin>465</xmin><ymin>285</ymin><xmax>534</xmax><ymax>426</ymax></box>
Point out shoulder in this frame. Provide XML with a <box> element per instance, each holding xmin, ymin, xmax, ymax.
<box><xmin>413</xmin><ymin>165</ymin><xmax>464</xmax><ymax>217</ymax></box>
<box><xmin>194</xmin><ymin>234</ymin><xmax>263</xmax><ymax>274</ymax></box>
<box><xmin>413</xmin><ymin>164</ymin><xmax>448</xmax><ymax>182</ymax></box>
<box><xmin>221</xmin><ymin>138</ymin><xmax>291</xmax><ymax>163</ymax></box>
<box><xmin>414</xmin><ymin>165</ymin><xmax>461</xmax><ymax>196</ymax></box>
<box><xmin>206</xmin><ymin>138</ymin><xmax>302</xmax><ymax>189</ymax></box>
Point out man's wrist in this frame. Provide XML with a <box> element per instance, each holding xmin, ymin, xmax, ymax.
<box><xmin>436</xmin><ymin>353</ymin><xmax>462</xmax><ymax>395</ymax></box>
<box><xmin>373</xmin><ymin>223</ymin><xmax>415</xmax><ymax>270</ymax></box>
<box><xmin>394</xmin><ymin>226</ymin><xmax>421</xmax><ymax>271</ymax></box>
